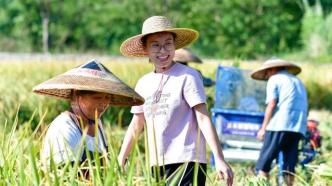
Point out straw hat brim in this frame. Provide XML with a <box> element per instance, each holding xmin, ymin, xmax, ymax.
<box><xmin>120</xmin><ymin>28</ymin><xmax>199</xmax><ymax>57</ymax></box>
<box><xmin>250</xmin><ymin>62</ymin><xmax>301</xmax><ymax>81</ymax></box>
<box><xmin>33</xmin><ymin>75</ymin><xmax>144</xmax><ymax>106</ymax></box>
<box><xmin>174</xmin><ymin>48</ymin><xmax>202</xmax><ymax>64</ymax></box>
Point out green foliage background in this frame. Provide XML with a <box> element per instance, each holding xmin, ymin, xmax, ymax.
<box><xmin>0</xmin><ymin>0</ymin><xmax>331</xmax><ymax>59</ymax></box>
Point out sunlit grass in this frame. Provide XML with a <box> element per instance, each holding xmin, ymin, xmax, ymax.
<box><xmin>0</xmin><ymin>59</ymin><xmax>331</xmax><ymax>185</ymax></box>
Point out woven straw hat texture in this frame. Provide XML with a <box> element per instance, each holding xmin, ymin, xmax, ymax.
<box><xmin>33</xmin><ymin>60</ymin><xmax>144</xmax><ymax>106</ymax></box>
<box><xmin>250</xmin><ymin>58</ymin><xmax>301</xmax><ymax>81</ymax></box>
<box><xmin>120</xmin><ymin>16</ymin><xmax>199</xmax><ymax>57</ymax></box>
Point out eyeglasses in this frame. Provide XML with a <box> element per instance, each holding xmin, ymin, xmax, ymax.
<box><xmin>149</xmin><ymin>42</ymin><xmax>175</xmax><ymax>53</ymax></box>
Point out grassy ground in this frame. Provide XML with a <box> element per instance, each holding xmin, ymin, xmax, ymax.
<box><xmin>0</xmin><ymin>59</ymin><xmax>331</xmax><ymax>185</ymax></box>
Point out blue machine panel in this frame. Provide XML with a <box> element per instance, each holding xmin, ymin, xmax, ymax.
<box><xmin>211</xmin><ymin>65</ymin><xmax>267</xmax><ymax>162</ymax></box>
<box><xmin>212</xmin><ymin>108</ymin><xmax>264</xmax><ymax>137</ymax></box>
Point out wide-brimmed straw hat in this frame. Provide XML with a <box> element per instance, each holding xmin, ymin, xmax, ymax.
<box><xmin>33</xmin><ymin>60</ymin><xmax>144</xmax><ymax>106</ymax></box>
<box><xmin>250</xmin><ymin>58</ymin><xmax>301</xmax><ymax>81</ymax></box>
<box><xmin>174</xmin><ymin>48</ymin><xmax>202</xmax><ymax>64</ymax></box>
<box><xmin>120</xmin><ymin>16</ymin><xmax>199</xmax><ymax>57</ymax></box>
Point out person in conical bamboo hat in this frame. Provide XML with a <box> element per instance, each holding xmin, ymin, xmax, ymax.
<box><xmin>34</xmin><ymin>60</ymin><xmax>144</xmax><ymax>175</ymax></box>
<box><xmin>173</xmin><ymin>48</ymin><xmax>203</xmax><ymax>64</ymax></box>
<box><xmin>250</xmin><ymin>57</ymin><xmax>301</xmax><ymax>81</ymax></box>
<box><xmin>251</xmin><ymin>57</ymin><xmax>307</xmax><ymax>186</ymax></box>
<box><xmin>118</xmin><ymin>16</ymin><xmax>233</xmax><ymax>186</ymax></box>
<box><xmin>174</xmin><ymin>48</ymin><xmax>215</xmax><ymax>87</ymax></box>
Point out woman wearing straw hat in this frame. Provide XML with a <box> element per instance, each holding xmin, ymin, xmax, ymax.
<box><xmin>33</xmin><ymin>60</ymin><xmax>144</xmax><ymax>172</ymax></box>
<box><xmin>118</xmin><ymin>16</ymin><xmax>233</xmax><ymax>186</ymax></box>
<box><xmin>250</xmin><ymin>58</ymin><xmax>308</xmax><ymax>186</ymax></box>
<box><xmin>174</xmin><ymin>48</ymin><xmax>215</xmax><ymax>87</ymax></box>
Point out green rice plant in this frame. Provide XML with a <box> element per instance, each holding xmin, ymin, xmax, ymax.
<box><xmin>0</xmin><ymin>103</ymin><xmax>225</xmax><ymax>185</ymax></box>
<box><xmin>312</xmin><ymin>163</ymin><xmax>332</xmax><ymax>181</ymax></box>
<box><xmin>246</xmin><ymin>176</ymin><xmax>271</xmax><ymax>186</ymax></box>
<box><xmin>1</xmin><ymin>60</ymin><xmax>332</xmax><ymax>127</ymax></box>
<box><xmin>0</xmin><ymin>59</ymin><xmax>332</xmax><ymax>185</ymax></box>
<box><xmin>2</xmin><ymin>106</ymin><xmax>332</xmax><ymax>185</ymax></box>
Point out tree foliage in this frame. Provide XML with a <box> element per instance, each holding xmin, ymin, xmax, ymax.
<box><xmin>0</xmin><ymin>0</ymin><xmax>331</xmax><ymax>58</ymax></box>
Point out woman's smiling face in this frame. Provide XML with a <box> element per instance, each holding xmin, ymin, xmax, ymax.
<box><xmin>144</xmin><ymin>32</ymin><xmax>176</xmax><ymax>72</ymax></box>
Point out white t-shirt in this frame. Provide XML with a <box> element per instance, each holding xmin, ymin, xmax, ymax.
<box><xmin>41</xmin><ymin>112</ymin><xmax>107</xmax><ymax>165</ymax></box>
<box><xmin>131</xmin><ymin>63</ymin><xmax>207</xmax><ymax>166</ymax></box>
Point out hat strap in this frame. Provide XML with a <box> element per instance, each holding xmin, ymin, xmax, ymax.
<box><xmin>72</xmin><ymin>97</ymin><xmax>97</xmax><ymax>126</ymax></box>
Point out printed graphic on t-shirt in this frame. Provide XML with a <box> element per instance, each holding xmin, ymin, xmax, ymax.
<box><xmin>145</xmin><ymin>92</ymin><xmax>171</xmax><ymax>117</ymax></box>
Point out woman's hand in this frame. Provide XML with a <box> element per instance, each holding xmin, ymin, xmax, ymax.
<box><xmin>193</xmin><ymin>104</ymin><xmax>233</xmax><ymax>185</ymax></box>
<box><xmin>215</xmin><ymin>158</ymin><xmax>234</xmax><ymax>186</ymax></box>
<box><xmin>117</xmin><ymin>113</ymin><xmax>145</xmax><ymax>172</ymax></box>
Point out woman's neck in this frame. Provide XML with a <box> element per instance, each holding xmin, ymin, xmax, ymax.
<box><xmin>155</xmin><ymin>61</ymin><xmax>175</xmax><ymax>73</ymax></box>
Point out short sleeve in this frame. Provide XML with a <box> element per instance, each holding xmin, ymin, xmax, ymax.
<box><xmin>41</xmin><ymin>115</ymin><xmax>82</xmax><ymax>164</ymax></box>
<box><xmin>183</xmin><ymin>70</ymin><xmax>206</xmax><ymax>107</ymax></box>
<box><xmin>266</xmin><ymin>77</ymin><xmax>279</xmax><ymax>104</ymax></box>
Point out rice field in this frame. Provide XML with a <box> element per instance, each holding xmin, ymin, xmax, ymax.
<box><xmin>0</xmin><ymin>59</ymin><xmax>331</xmax><ymax>185</ymax></box>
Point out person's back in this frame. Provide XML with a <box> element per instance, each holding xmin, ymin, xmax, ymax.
<box><xmin>251</xmin><ymin>58</ymin><xmax>308</xmax><ymax>186</ymax></box>
<box><xmin>266</xmin><ymin>70</ymin><xmax>308</xmax><ymax>135</ymax></box>
<box><xmin>271</xmin><ymin>72</ymin><xmax>307</xmax><ymax>108</ymax></box>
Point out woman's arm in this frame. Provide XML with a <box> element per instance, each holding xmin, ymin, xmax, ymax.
<box><xmin>118</xmin><ymin>113</ymin><xmax>145</xmax><ymax>169</ymax></box>
<box><xmin>194</xmin><ymin>103</ymin><xmax>233</xmax><ymax>186</ymax></box>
